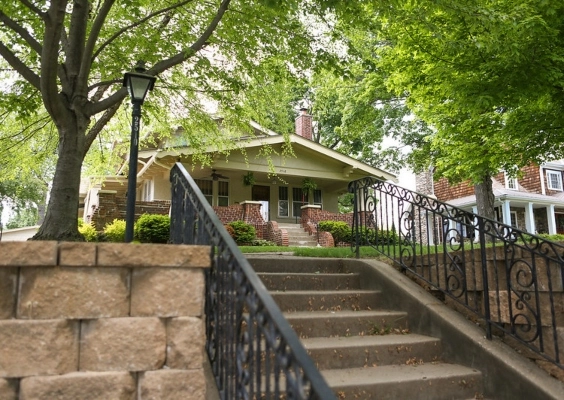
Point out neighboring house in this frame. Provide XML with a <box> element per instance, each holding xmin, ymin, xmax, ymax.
<box><xmin>417</xmin><ymin>161</ymin><xmax>564</xmax><ymax>235</ymax></box>
<box><xmin>0</xmin><ymin>225</ymin><xmax>40</xmax><ymax>241</ymax></box>
<box><xmin>81</xmin><ymin>110</ymin><xmax>397</xmax><ymax>243</ymax></box>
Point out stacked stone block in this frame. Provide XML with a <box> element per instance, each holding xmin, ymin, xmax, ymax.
<box><xmin>0</xmin><ymin>241</ymin><xmax>210</xmax><ymax>400</ymax></box>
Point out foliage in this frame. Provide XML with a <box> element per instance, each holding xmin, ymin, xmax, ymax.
<box><xmin>228</xmin><ymin>220</ymin><xmax>256</xmax><ymax>244</ymax></box>
<box><xmin>361</xmin><ymin>0</ymin><xmax>564</xmax><ymax>217</ymax></box>
<box><xmin>243</xmin><ymin>172</ymin><xmax>255</xmax><ymax>186</ymax></box>
<box><xmin>0</xmin><ymin>0</ymin><xmax>364</xmax><ymax>240</ymax></box>
<box><xmin>537</xmin><ymin>233</ymin><xmax>564</xmax><ymax>243</ymax></box>
<box><xmin>78</xmin><ymin>222</ymin><xmax>98</xmax><ymax>242</ymax></box>
<box><xmin>5</xmin><ymin>208</ymin><xmax>39</xmax><ymax>229</ymax></box>
<box><xmin>134</xmin><ymin>214</ymin><xmax>170</xmax><ymax>243</ymax></box>
<box><xmin>301</xmin><ymin>178</ymin><xmax>317</xmax><ymax>194</ymax></box>
<box><xmin>103</xmin><ymin>219</ymin><xmax>126</xmax><ymax>243</ymax></box>
<box><xmin>356</xmin><ymin>227</ymin><xmax>399</xmax><ymax>246</ymax></box>
<box><xmin>337</xmin><ymin>193</ymin><xmax>354</xmax><ymax>213</ymax></box>
<box><xmin>317</xmin><ymin>221</ymin><xmax>351</xmax><ymax>244</ymax></box>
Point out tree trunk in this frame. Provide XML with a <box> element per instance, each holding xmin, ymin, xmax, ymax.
<box><xmin>32</xmin><ymin>125</ymin><xmax>85</xmax><ymax>241</ymax></box>
<box><xmin>474</xmin><ymin>174</ymin><xmax>495</xmax><ymax>221</ymax></box>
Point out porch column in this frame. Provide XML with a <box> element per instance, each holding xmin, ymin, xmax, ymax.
<box><xmin>425</xmin><ymin>210</ymin><xmax>434</xmax><ymax>246</ymax></box>
<box><xmin>501</xmin><ymin>200</ymin><xmax>511</xmax><ymax>226</ymax></box>
<box><xmin>472</xmin><ymin>206</ymin><xmax>479</xmax><ymax>243</ymax></box>
<box><xmin>547</xmin><ymin>204</ymin><xmax>557</xmax><ymax>235</ymax></box>
<box><xmin>524</xmin><ymin>202</ymin><xmax>535</xmax><ymax>234</ymax></box>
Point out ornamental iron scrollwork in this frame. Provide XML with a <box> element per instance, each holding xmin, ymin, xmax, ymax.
<box><xmin>170</xmin><ymin>163</ymin><xmax>335</xmax><ymax>399</ymax></box>
<box><xmin>348</xmin><ymin>176</ymin><xmax>564</xmax><ymax>369</ymax></box>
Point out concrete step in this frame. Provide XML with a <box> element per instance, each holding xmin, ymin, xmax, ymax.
<box><xmin>322</xmin><ymin>363</ymin><xmax>484</xmax><ymax>400</ymax></box>
<box><xmin>271</xmin><ymin>289</ymin><xmax>382</xmax><ymax>312</ymax></box>
<box><xmin>257</xmin><ymin>272</ymin><xmax>361</xmax><ymax>291</ymax></box>
<box><xmin>248</xmin><ymin>257</ymin><xmax>352</xmax><ymax>274</ymax></box>
<box><xmin>285</xmin><ymin>310</ymin><xmax>408</xmax><ymax>338</ymax></box>
<box><xmin>302</xmin><ymin>334</ymin><xmax>442</xmax><ymax>369</ymax></box>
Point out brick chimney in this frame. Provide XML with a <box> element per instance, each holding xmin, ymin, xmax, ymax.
<box><xmin>295</xmin><ymin>108</ymin><xmax>312</xmax><ymax>140</ymax></box>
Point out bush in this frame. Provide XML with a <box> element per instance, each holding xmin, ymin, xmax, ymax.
<box><xmin>104</xmin><ymin>219</ymin><xmax>126</xmax><ymax>242</ymax></box>
<box><xmin>135</xmin><ymin>214</ymin><xmax>170</xmax><ymax>243</ymax></box>
<box><xmin>356</xmin><ymin>227</ymin><xmax>399</xmax><ymax>246</ymax></box>
<box><xmin>537</xmin><ymin>233</ymin><xmax>564</xmax><ymax>243</ymax></box>
<box><xmin>228</xmin><ymin>220</ymin><xmax>256</xmax><ymax>244</ymax></box>
<box><xmin>78</xmin><ymin>222</ymin><xmax>98</xmax><ymax>242</ymax></box>
<box><xmin>318</xmin><ymin>221</ymin><xmax>351</xmax><ymax>244</ymax></box>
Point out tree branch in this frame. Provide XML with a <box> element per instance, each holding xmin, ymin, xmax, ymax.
<box><xmin>41</xmin><ymin>0</ymin><xmax>68</xmax><ymax>122</ymax></box>
<box><xmin>0</xmin><ymin>41</ymin><xmax>40</xmax><ymax>89</ymax></box>
<box><xmin>17</xmin><ymin>0</ymin><xmax>46</xmax><ymax>18</ymax></box>
<box><xmin>84</xmin><ymin>100</ymin><xmax>122</xmax><ymax>156</ymax></box>
<box><xmin>80</xmin><ymin>0</ymin><xmax>116</xmax><ymax>84</ymax></box>
<box><xmin>0</xmin><ymin>10</ymin><xmax>42</xmax><ymax>53</ymax></box>
<box><xmin>92</xmin><ymin>0</ymin><xmax>196</xmax><ymax>61</ymax></box>
<box><xmin>151</xmin><ymin>0</ymin><xmax>232</xmax><ymax>74</ymax></box>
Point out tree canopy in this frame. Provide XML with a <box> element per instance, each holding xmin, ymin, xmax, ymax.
<box><xmin>374</xmin><ymin>0</ymin><xmax>564</xmax><ymax>179</ymax></box>
<box><xmin>0</xmin><ymin>0</ymin><xmax>358</xmax><ymax>240</ymax></box>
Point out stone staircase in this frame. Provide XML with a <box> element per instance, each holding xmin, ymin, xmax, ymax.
<box><xmin>278</xmin><ymin>222</ymin><xmax>319</xmax><ymax>247</ymax></box>
<box><xmin>248</xmin><ymin>256</ymin><xmax>487</xmax><ymax>400</ymax></box>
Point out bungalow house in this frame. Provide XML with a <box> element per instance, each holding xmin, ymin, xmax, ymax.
<box><xmin>81</xmin><ymin>110</ymin><xmax>396</xmax><ymax>244</ymax></box>
<box><xmin>416</xmin><ymin>161</ymin><xmax>564</xmax><ymax>235</ymax></box>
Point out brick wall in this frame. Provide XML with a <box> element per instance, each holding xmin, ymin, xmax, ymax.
<box><xmin>300</xmin><ymin>207</ymin><xmax>354</xmax><ymax>227</ymax></box>
<box><xmin>91</xmin><ymin>191</ymin><xmax>170</xmax><ymax>230</ymax></box>
<box><xmin>0</xmin><ymin>241</ymin><xmax>210</xmax><ymax>400</ymax></box>
<box><xmin>265</xmin><ymin>221</ymin><xmax>289</xmax><ymax>246</ymax></box>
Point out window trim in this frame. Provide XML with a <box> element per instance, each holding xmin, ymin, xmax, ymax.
<box><xmin>504</xmin><ymin>173</ymin><xmax>518</xmax><ymax>190</ymax></box>
<box><xmin>547</xmin><ymin>170</ymin><xmax>563</xmax><ymax>191</ymax></box>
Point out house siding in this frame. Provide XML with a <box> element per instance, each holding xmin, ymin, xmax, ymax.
<box><xmin>433</xmin><ymin>178</ymin><xmax>474</xmax><ymax>202</ymax></box>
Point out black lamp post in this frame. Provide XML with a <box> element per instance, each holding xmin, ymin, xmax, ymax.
<box><xmin>123</xmin><ymin>61</ymin><xmax>156</xmax><ymax>242</ymax></box>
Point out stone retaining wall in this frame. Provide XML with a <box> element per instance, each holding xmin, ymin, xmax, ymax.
<box><xmin>0</xmin><ymin>241</ymin><xmax>210</xmax><ymax>400</ymax></box>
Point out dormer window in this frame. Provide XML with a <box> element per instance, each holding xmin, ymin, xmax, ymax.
<box><xmin>505</xmin><ymin>173</ymin><xmax>518</xmax><ymax>190</ymax></box>
<box><xmin>547</xmin><ymin>170</ymin><xmax>563</xmax><ymax>191</ymax></box>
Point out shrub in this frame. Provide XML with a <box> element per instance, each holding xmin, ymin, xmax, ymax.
<box><xmin>537</xmin><ymin>233</ymin><xmax>564</xmax><ymax>243</ymax></box>
<box><xmin>228</xmin><ymin>220</ymin><xmax>256</xmax><ymax>244</ymax></box>
<box><xmin>78</xmin><ymin>222</ymin><xmax>98</xmax><ymax>242</ymax></box>
<box><xmin>355</xmin><ymin>227</ymin><xmax>399</xmax><ymax>246</ymax></box>
<box><xmin>318</xmin><ymin>221</ymin><xmax>351</xmax><ymax>244</ymax></box>
<box><xmin>104</xmin><ymin>219</ymin><xmax>126</xmax><ymax>242</ymax></box>
<box><xmin>135</xmin><ymin>214</ymin><xmax>170</xmax><ymax>243</ymax></box>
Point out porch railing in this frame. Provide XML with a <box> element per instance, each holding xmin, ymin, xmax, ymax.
<box><xmin>170</xmin><ymin>163</ymin><xmax>336</xmax><ymax>399</ymax></box>
<box><xmin>349</xmin><ymin>176</ymin><xmax>563</xmax><ymax>369</ymax></box>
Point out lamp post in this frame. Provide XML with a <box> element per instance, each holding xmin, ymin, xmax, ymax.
<box><xmin>123</xmin><ymin>61</ymin><xmax>156</xmax><ymax>242</ymax></box>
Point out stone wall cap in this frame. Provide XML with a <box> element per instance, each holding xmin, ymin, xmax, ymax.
<box><xmin>0</xmin><ymin>241</ymin><xmax>58</xmax><ymax>267</ymax></box>
<box><xmin>301</xmin><ymin>204</ymin><xmax>321</xmax><ymax>209</ymax></box>
<box><xmin>240</xmin><ymin>201</ymin><xmax>262</xmax><ymax>205</ymax></box>
<box><xmin>97</xmin><ymin>243</ymin><xmax>210</xmax><ymax>268</ymax></box>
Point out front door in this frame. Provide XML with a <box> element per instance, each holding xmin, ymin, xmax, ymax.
<box><xmin>252</xmin><ymin>185</ymin><xmax>270</xmax><ymax>221</ymax></box>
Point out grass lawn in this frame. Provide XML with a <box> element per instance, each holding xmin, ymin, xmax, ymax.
<box><xmin>238</xmin><ymin>245</ymin><xmax>388</xmax><ymax>259</ymax></box>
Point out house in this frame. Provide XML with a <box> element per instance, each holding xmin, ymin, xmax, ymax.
<box><xmin>417</xmin><ymin>161</ymin><xmax>564</xmax><ymax>235</ymax></box>
<box><xmin>82</xmin><ymin>110</ymin><xmax>397</xmax><ymax>244</ymax></box>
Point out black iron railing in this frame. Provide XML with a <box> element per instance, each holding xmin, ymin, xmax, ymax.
<box><xmin>170</xmin><ymin>163</ymin><xmax>336</xmax><ymax>400</ymax></box>
<box><xmin>349</xmin><ymin>176</ymin><xmax>563</xmax><ymax>369</ymax></box>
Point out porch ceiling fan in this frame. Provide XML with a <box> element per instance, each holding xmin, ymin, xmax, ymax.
<box><xmin>210</xmin><ymin>169</ymin><xmax>229</xmax><ymax>181</ymax></box>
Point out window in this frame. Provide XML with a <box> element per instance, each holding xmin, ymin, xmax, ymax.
<box><xmin>547</xmin><ymin>171</ymin><xmax>563</xmax><ymax>191</ymax></box>
<box><xmin>278</xmin><ymin>186</ymin><xmax>289</xmax><ymax>217</ymax></box>
<box><xmin>292</xmin><ymin>188</ymin><xmax>307</xmax><ymax>218</ymax></box>
<box><xmin>194</xmin><ymin>179</ymin><xmax>213</xmax><ymax>204</ymax></box>
<box><xmin>313</xmin><ymin>189</ymin><xmax>322</xmax><ymax>208</ymax></box>
<box><xmin>510</xmin><ymin>211</ymin><xmax>518</xmax><ymax>228</ymax></box>
<box><xmin>218</xmin><ymin>181</ymin><xmax>229</xmax><ymax>206</ymax></box>
<box><xmin>504</xmin><ymin>173</ymin><xmax>517</xmax><ymax>190</ymax></box>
